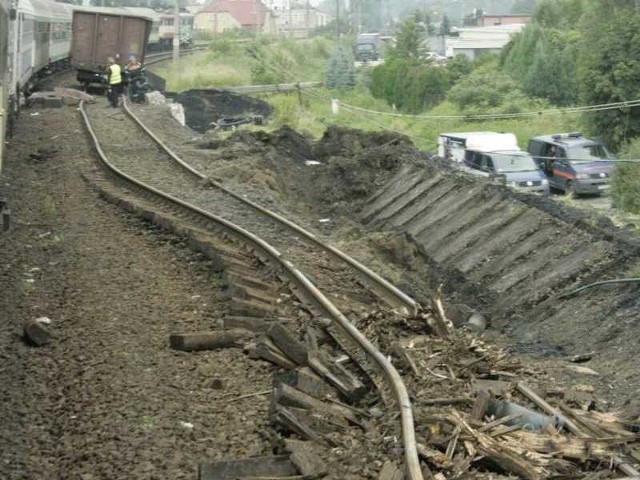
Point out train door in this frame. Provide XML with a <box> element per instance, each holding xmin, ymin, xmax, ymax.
<box><xmin>34</xmin><ymin>19</ymin><xmax>51</xmax><ymax>73</ymax></box>
<box><xmin>19</xmin><ymin>11</ymin><xmax>35</xmax><ymax>92</ymax></box>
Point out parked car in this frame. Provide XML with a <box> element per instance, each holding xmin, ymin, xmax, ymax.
<box><xmin>438</xmin><ymin>131</ymin><xmax>519</xmax><ymax>163</ymax></box>
<box><xmin>438</xmin><ymin>132</ymin><xmax>549</xmax><ymax>195</ymax></box>
<box><xmin>527</xmin><ymin>132</ymin><xmax>614</xmax><ymax>197</ymax></box>
<box><xmin>463</xmin><ymin>149</ymin><xmax>550</xmax><ymax>195</ymax></box>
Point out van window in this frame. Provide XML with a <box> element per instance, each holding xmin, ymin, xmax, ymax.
<box><xmin>480</xmin><ymin>155</ymin><xmax>494</xmax><ymax>172</ymax></box>
<box><xmin>567</xmin><ymin>144</ymin><xmax>611</xmax><ymax>162</ymax></box>
<box><xmin>492</xmin><ymin>153</ymin><xmax>539</xmax><ymax>173</ymax></box>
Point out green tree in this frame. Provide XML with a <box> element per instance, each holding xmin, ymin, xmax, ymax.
<box><xmin>577</xmin><ymin>2</ymin><xmax>640</xmax><ymax>149</ymax></box>
<box><xmin>501</xmin><ymin>3</ymin><xmax>582</xmax><ymax>106</ymax></box>
<box><xmin>325</xmin><ymin>44</ymin><xmax>356</xmax><ymax>90</ymax></box>
<box><xmin>393</xmin><ymin>16</ymin><xmax>424</xmax><ymax>59</ymax></box>
<box><xmin>446</xmin><ymin>54</ymin><xmax>472</xmax><ymax>85</ymax></box>
<box><xmin>522</xmin><ymin>38</ymin><xmax>578</xmax><ymax>105</ymax></box>
<box><xmin>370</xmin><ymin>58</ymin><xmax>449</xmax><ymax>113</ymax></box>
<box><xmin>611</xmin><ymin>139</ymin><xmax>640</xmax><ymax>214</ymax></box>
<box><xmin>446</xmin><ymin>65</ymin><xmax>547</xmax><ymax>114</ymax></box>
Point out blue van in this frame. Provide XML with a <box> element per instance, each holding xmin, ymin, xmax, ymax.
<box><xmin>527</xmin><ymin>133</ymin><xmax>614</xmax><ymax>197</ymax></box>
<box><xmin>463</xmin><ymin>149</ymin><xmax>550</xmax><ymax>195</ymax></box>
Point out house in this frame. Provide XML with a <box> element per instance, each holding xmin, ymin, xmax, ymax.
<box><xmin>262</xmin><ymin>0</ymin><xmax>324</xmax><ymax>9</ymax></box>
<box><xmin>194</xmin><ymin>0</ymin><xmax>276</xmax><ymax>35</ymax></box>
<box><xmin>273</xmin><ymin>4</ymin><xmax>331</xmax><ymax>38</ymax></box>
<box><xmin>445</xmin><ymin>24</ymin><xmax>526</xmax><ymax>60</ymax></box>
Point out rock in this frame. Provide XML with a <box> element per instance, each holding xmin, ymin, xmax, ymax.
<box><xmin>23</xmin><ymin>318</ymin><xmax>52</xmax><ymax>346</ymax></box>
<box><xmin>29</xmin><ymin>92</ymin><xmax>63</xmax><ymax>108</ymax></box>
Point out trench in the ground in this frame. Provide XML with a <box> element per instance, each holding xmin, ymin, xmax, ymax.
<box><xmin>176</xmin><ymin>117</ymin><xmax>640</xmax><ymax>366</ymax></box>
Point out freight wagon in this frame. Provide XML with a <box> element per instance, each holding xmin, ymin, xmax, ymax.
<box><xmin>71</xmin><ymin>7</ymin><xmax>153</xmax><ymax>89</ymax></box>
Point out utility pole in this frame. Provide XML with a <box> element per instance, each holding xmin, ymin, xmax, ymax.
<box><xmin>305</xmin><ymin>0</ymin><xmax>310</xmax><ymax>39</ymax></box>
<box><xmin>172</xmin><ymin>0</ymin><xmax>180</xmax><ymax>65</ymax></box>
<box><xmin>335</xmin><ymin>0</ymin><xmax>339</xmax><ymax>42</ymax></box>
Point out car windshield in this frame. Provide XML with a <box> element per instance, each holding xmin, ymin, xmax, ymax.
<box><xmin>493</xmin><ymin>153</ymin><xmax>539</xmax><ymax>172</ymax></box>
<box><xmin>567</xmin><ymin>144</ymin><xmax>612</xmax><ymax>162</ymax></box>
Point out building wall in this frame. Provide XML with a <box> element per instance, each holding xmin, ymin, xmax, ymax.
<box><xmin>193</xmin><ymin>11</ymin><xmax>239</xmax><ymax>34</ymax></box>
<box><xmin>273</xmin><ymin>8</ymin><xmax>330</xmax><ymax>37</ymax></box>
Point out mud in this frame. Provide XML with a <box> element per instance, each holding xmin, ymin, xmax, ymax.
<box><xmin>171</xmin><ymin>89</ymin><xmax>273</xmax><ymax>133</ymax></box>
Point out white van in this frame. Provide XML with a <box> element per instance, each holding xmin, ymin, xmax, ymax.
<box><xmin>438</xmin><ymin>131</ymin><xmax>550</xmax><ymax>195</ymax></box>
<box><xmin>438</xmin><ymin>132</ymin><xmax>519</xmax><ymax>163</ymax></box>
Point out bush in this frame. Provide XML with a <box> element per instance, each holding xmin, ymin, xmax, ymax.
<box><xmin>370</xmin><ymin>58</ymin><xmax>449</xmax><ymax>113</ymax></box>
<box><xmin>447</xmin><ymin>70</ymin><xmax>520</xmax><ymax>111</ymax></box>
<box><xmin>611</xmin><ymin>138</ymin><xmax>640</xmax><ymax>214</ymax></box>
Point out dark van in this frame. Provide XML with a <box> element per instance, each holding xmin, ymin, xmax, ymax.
<box><xmin>463</xmin><ymin>149</ymin><xmax>550</xmax><ymax>195</ymax></box>
<box><xmin>527</xmin><ymin>132</ymin><xmax>614</xmax><ymax>197</ymax></box>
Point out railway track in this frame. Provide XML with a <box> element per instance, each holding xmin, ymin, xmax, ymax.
<box><xmin>78</xmin><ymin>99</ymin><xmax>640</xmax><ymax>480</ymax></box>
<box><xmin>80</xmin><ymin>99</ymin><xmax>424</xmax><ymax>479</ymax></box>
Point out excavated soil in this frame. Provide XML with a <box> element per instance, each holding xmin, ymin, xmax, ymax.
<box><xmin>2</xmin><ymin>88</ymin><xmax>640</xmax><ymax>479</ymax></box>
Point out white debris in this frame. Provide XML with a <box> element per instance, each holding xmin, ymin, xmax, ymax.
<box><xmin>169</xmin><ymin>102</ymin><xmax>185</xmax><ymax>126</ymax></box>
<box><xmin>180</xmin><ymin>421</ymin><xmax>194</xmax><ymax>429</ymax></box>
<box><xmin>35</xmin><ymin>317</ymin><xmax>52</xmax><ymax>325</ymax></box>
<box><xmin>305</xmin><ymin>160</ymin><xmax>322</xmax><ymax>166</ymax></box>
<box><xmin>24</xmin><ymin>278</ymin><xmax>35</xmax><ymax>283</ymax></box>
<box><xmin>38</xmin><ymin>232</ymin><xmax>51</xmax><ymax>238</ymax></box>
<box><xmin>30</xmin><ymin>112</ymin><xmax>40</xmax><ymax>116</ymax></box>
<box><xmin>318</xmin><ymin>218</ymin><xmax>331</xmax><ymax>223</ymax></box>
<box><xmin>145</xmin><ymin>91</ymin><xmax>166</xmax><ymax>106</ymax></box>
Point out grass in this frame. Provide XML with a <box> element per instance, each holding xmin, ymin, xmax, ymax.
<box><xmin>42</xmin><ymin>195</ymin><xmax>57</xmax><ymax>219</ymax></box>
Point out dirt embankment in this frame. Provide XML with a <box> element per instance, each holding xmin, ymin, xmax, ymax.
<box><xmin>179</xmin><ymin>115</ymin><xmax>640</xmax><ymax>406</ymax></box>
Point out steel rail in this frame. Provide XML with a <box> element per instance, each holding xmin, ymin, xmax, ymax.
<box><xmin>80</xmin><ymin>100</ymin><xmax>423</xmax><ymax>480</ymax></box>
<box><xmin>122</xmin><ymin>99</ymin><xmax>419</xmax><ymax>316</ymax></box>
<box><xmin>144</xmin><ymin>45</ymin><xmax>211</xmax><ymax>66</ymax></box>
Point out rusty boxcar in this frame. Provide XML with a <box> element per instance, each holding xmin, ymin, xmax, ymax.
<box><xmin>71</xmin><ymin>7</ymin><xmax>153</xmax><ymax>88</ymax></box>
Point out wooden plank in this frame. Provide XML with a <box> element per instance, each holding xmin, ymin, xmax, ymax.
<box><xmin>271</xmin><ymin>405</ymin><xmax>327</xmax><ymax>445</ymax></box>
<box><xmin>274</xmin><ymin>368</ymin><xmax>337</xmax><ymax>399</ymax></box>
<box><xmin>471</xmin><ymin>390</ymin><xmax>491</xmax><ymax>421</ymax></box>
<box><xmin>169</xmin><ymin>329</ymin><xmax>252</xmax><ymax>352</ymax></box>
<box><xmin>267</xmin><ymin>323</ymin><xmax>308</xmax><ymax>366</ymax></box>
<box><xmin>224</xmin><ymin>315</ymin><xmax>272</xmax><ymax>333</ymax></box>
<box><xmin>246</xmin><ymin>336</ymin><xmax>297</xmax><ymax>370</ymax></box>
<box><xmin>283</xmin><ymin>439</ymin><xmax>328</xmax><ymax>478</ymax></box>
<box><xmin>272</xmin><ymin>382</ymin><xmax>361</xmax><ymax>427</ymax></box>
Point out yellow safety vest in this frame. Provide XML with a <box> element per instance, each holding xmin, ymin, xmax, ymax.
<box><xmin>108</xmin><ymin>64</ymin><xmax>122</xmax><ymax>85</ymax></box>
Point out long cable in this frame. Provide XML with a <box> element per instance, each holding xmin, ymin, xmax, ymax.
<box><xmin>559</xmin><ymin>278</ymin><xmax>640</xmax><ymax>299</ymax></box>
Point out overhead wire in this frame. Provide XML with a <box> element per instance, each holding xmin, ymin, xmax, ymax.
<box><xmin>242</xmin><ymin>41</ymin><xmax>640</xmax><ymax>160</ymax></box>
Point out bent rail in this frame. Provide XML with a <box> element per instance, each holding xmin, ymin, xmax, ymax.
<box><xmin>80</xmin><ymin>99</ymin><xmax>423</xmax><ymax>480</ymax></box>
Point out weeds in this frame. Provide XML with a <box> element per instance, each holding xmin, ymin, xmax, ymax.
<box><xmin>42</xmin><ymin>195</ymin><xmax>57</xmax><ymax>219</ymax></box>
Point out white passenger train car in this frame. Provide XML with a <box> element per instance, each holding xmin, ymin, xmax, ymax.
<box><xmin>0</xmin><ymin>0</ymin><xmax>11</xmax><ymax>171</ymax></box>
<box><xmin>9</xmin><ymin>0</ymin><xmax>72</xmax><ymax>96</ymax></box>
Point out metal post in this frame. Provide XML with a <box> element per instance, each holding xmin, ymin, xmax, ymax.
<box><xmin>335</xmin><ymin>0</ymin><xmax>339</xmax><ymax>41</ymax></box>
<box><xmin>172</xmin><ymin>0</ymin><xmax>180</xmax><ymax>64</ymax></box>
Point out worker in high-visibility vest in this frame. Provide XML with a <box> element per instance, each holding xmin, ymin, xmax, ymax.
<box><xmin>106</xmin><ymin>56</ymin><xmax>123</xmax><ymax>108</ymax></box>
